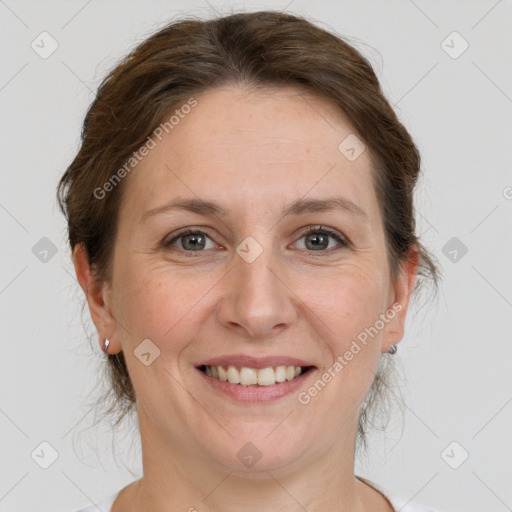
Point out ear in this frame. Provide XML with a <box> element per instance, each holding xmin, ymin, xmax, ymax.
<box><xmin>381</xmin><ymin>245</ymin><xmax>419</xmax><ymax>352</ymax></box>
<box><xmin>72</xmin><ymin>243</ymin><xmax>120</xmax><ymax>353</ymax></box>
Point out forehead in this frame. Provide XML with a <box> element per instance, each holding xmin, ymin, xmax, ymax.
<box><xmin>120</xmin><ymin>85</ymin><xmax>380</xmax><ymax>223</ymax></box>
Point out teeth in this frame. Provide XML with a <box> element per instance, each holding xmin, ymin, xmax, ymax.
<box><xmin>275</xmin><ymin>365</ymin><xmax>287</xmax><ymax>383</ymax></box>
<box><xmin>240</xmin><ymin>367</ymin><xmax>258</xmax><ymax>385</ymax></box>
<box><xmin>203</xmin><ymin>365</ymin><xmax>306</xmax><ymax>386</ymax></box>
<box><xmin>227</xmin><ymin>365</ymin><xmax>240</xmax><ymax>384</ymax></box>
<box><xmin>257</xmin><ymin>367</ymin><xmax>275</xmax><ymax>386</ymax></box>
<box><xmin>218</xmin><ymin>366</ymin><xmax>228</xmax><ymax>381</ymax></box>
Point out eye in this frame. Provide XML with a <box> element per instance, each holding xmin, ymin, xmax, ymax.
<box><xmin>294</xmin><ymin>225</ymin><xmax>349</xmax><ymax>253</ymax></box>
<box><xmin>162</xmin><ymin>225</ymin><xmax>349</xmax><ymax>256</ymax></box>
<box><xmin>163</xmin><ymin>228</ymin><xmax>217</xmax><ymax>254</ymax></box>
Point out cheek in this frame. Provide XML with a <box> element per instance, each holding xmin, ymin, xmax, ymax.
<box><xmin>296</xmin><ymin>291</ymin><xmax>385</xmax><ymax>436</ymax></box>
<box><xmin>298</xmin><ymin>266</ymin><xmax>388</xmax><ymax>349</ymax></box>
<box><xmin>113</xmin><ymin>260</ymin><xmax>217</xmax><ymax>355</ymax></box>
<box><xmin>294</xmin><ymin>267</ymin><xmax>387</xmax><ymax>404</ymax></box>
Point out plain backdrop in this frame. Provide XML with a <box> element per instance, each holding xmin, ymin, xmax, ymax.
<box><xmin>1</xmin><ymin>1</ymin><xmax>511</xmax><ymax>511</ymax></box>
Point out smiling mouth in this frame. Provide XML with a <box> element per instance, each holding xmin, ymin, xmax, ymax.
<box><xmin>197</xmin><ymin>364</ymin><xmax>315</xmax><ymax>387</ymax></box>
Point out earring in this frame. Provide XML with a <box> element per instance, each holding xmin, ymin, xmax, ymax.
<box><xmin>102</xmin><ymin>338</ymin><xmax>110</xmax><ymax>354</ymax></box>
<box><xmin>387</xmin><ymin>344</ymin><xmax>398</xmax><ymax>355</ymax></box>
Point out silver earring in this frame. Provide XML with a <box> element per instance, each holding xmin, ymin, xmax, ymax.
<box><xmin>387</xmin><ymin>344</ymin><xmax>398</xmax><ymax>355</ymax></box>
<box><xmin>103</xmin><ymin>338</ymin><xmax>110</xmax><ymax>353</ymax></box>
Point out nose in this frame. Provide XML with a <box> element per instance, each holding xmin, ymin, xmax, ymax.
<box><xmin>216</xmin><ymin>244</ymin><xmax>298</xmax><ymax>340</ymax></box>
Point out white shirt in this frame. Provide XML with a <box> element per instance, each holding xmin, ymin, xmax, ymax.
<box><xmin>72</xmin><ymin>477</ymin><xmax>442</xmax><ymax>511</ymax></box>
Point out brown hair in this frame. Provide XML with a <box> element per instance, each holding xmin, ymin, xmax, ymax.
<box><xmin>57</xmin><ymin>10</ymin><xmax>440</xmax><ymax>455</ymax></box>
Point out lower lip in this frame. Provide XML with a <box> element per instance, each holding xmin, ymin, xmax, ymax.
<box><xmin>196</xmin><ymin>367</ymin><xmax>316</xmax><ymax>402</ymax></box>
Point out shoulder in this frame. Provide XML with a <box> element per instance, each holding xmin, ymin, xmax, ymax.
<box><xmin>71</xmin><ymin>491</ymin><xmax>119</xmax><ymax>512</ymax></box>
<box><xmin>74</xmin><ymin>480</ymin><xmax>446</xmax><ymax>512</ymax></box>
<box><xmin>357</xmin><ymin>476</ymin><xmax>443</xmax><ymax>512</ymax></box>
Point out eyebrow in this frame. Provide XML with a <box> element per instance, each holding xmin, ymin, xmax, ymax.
<box><xmin>141</xmin><ymin>196</ymin><xmax>367</xmax><ymax>222</ymax></box>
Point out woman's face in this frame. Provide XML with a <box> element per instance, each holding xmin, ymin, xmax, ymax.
<box><xmin>78</xmin><ymin>85</ymin><xmax>416</xmax><ymax>475</ymax></box>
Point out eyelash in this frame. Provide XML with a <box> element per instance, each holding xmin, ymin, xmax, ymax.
<box><xmin>162</xmin><ymin>225</ymin><xmax>349</xmax><ymax>256</ymax></box>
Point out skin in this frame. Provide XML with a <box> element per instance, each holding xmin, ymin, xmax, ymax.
<box><xmin>74</xmin><ymin>84</ymin><xmax>418</xmax><ymax>512</ymax></box>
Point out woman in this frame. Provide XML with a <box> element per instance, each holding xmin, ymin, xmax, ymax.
<box><xmin>58</xmin><ymin>10</ymin><xmax>441</xmax><ymax>512</ymax></box>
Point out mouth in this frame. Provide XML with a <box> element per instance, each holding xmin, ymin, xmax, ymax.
<box><xmin>194</xmin><ymin>354</ymin><xmax>318</xmax><ymax>402</ymax></box>
<box><xmin>197</xmin><ymin>364</ymin><xmax>316</xmax><ymax>387</ymax></box>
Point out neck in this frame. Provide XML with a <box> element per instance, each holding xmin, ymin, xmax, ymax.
<box><xmin>126</xmin><ymin>408</ymin><xmax>371</xmax><ymax>512</ymax></box>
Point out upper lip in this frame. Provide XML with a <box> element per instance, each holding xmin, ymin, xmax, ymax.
<box><xmin>197</xmin><ymin>354</ymin><xmax>316</xmax><ymax>370</ymax></box>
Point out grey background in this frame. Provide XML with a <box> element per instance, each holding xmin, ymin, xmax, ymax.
<box><xmin>1</xmin><ymin>1</ymin><xmax>511</xmax><ymax>511</ymax></box>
